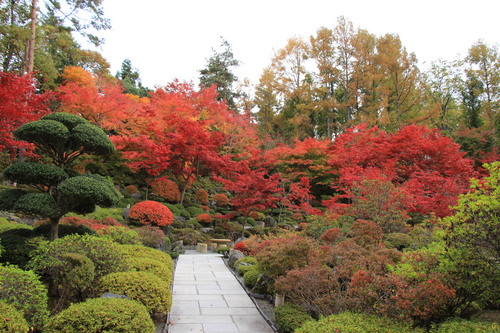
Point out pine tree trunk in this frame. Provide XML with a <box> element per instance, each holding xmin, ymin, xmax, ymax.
<box><xmin>26</xmin><ymin>0</ymin><xmax>37</xmax><ymax>73</ymax></box>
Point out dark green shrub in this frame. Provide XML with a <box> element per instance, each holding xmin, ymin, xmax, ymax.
<box><xmin>99</xmin><ymin>271</ymin><xmax>172</xmax><ymax>315</ymax></box>
<box><xmin>234</xmin><ymin>256</ymin><xmax>258</xmax><ymax>268</ymax></box>
<box><xmin>243</xmin><ymin>269</ymin><xmax>260</xmax><ymax>288</ymax></box>
<box><xmin>294</xmin><ymin>312</ymin><xmax>422</xmax><ymax>333</ymax></box>
<box><xmin>385</xmin><ymin>232</ymin><xmax>413</xmax><ymax>250</ymax></box>
<box><xmin>119</xmin><ymin>244</ymin><xmax>174</xmax><ymax>272</ymax></box>
<box><xmin>0</xmin><ymin>228</ymin><xmax>37</xmax><ymax>268</ymax></box>
<box><xmin>434</xmin><ymin>318</ymin><xmax>500</xmax><ymax>332</ymax></box>
<box><xmin>238</xmin><ymin>264</ymin><xmax>258</xmax><ymax>276</ymax></box>
<box><xmin>126</xmin><ymin>256</ymin><xmax>172</xmax><ymax>285</ymax></box>
<box><xmin>33</xmin><ymin>222</ymin><xmax>96</xmax><ymax>239</ymax></box>
<box><xmin>3</xmin><ymin>162</ymin><xmax>68</xmax><ymax>187</ymax></box>
<box><xmin>90</xmin><ymin>206</ymin><xmax>125</xmax><ymax>222</ymax></box>
<box><xmin>187</xmin><ymin>206</ymin><xmax>205</xmax><ymax>217</ymax></box>
<box><xmin>275</xmin><ymin>303</ymin><xmax>313</xmax><ymax>333</ymax></box>
<box><xmin>97</xmin><ymin>226</ymin><xmax>141</xmax><ymax>244</ymax></box>
<box><xmin>164</xmin><ymin>203</ymin><xmax>181</xmax><ymax>216</ymax></box>
<box><xmin>168</xmin><ymin>251</ymin><xmax>179</xmax><ymax>259</ymax></box>
<box><xmin>13</xmin><ymin>192</ymin><xmax>58</xmax><ymax>216</ymax></box>
<box><xmin>0</xmin><ymin>264</ymin><xmax>49</xmax><ymax>330</ymax></box>
<box><xmin>0</xmin><ymin>300</ymin><xmax>29</xmax><ymax>333</ymax></box>
<box><xmin>44</xmin><ymin>297</ymin><xmax>155</xmax><ymax>333</ymax></box>
<box><xmin>30</xmin><ymin>234</ymin><xmax>129</xmax><ymax>293</ymax></box>
<box><xmin>0</xmin><ymin>189</ymin><xmax>27</xmax><ymax>211</ymax></box>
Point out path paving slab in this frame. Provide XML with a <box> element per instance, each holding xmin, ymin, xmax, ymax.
<box><xmin>168</xmin><ymin>252</ymin><xmax>274</xmax><ymax>333</ymax></box>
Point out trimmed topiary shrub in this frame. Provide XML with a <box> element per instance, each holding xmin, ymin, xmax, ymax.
<box><xmin>99</xmin><ymin>271</ymin><xmax>172</xmax><ymax>316</ymax></box>
<box><xmin>243</xmin><ymin>269</ymin><xmax>260</xmax><ymax>288</ymax></box>
<box><xmin>294</xmin><ymin>312</ymin><xmax>422</xmax><ymax>333</ymax></box>
<box><xmin>29</xmin><ymin>234</ymin><xmax>129</xmax><ymax>296</ymax></box>
<box><xmin>0</xmin><ymin>300</ymin><xmax>29</xmax><ymax>333</ymax></box>
<box><xmin>119</xmin><ymin>244</ymin><xmax>174</xmax><ymax>272</ymax></box>
<box><xmin>234</xmin><ymin>256</ymin><xmax>258</xmax><ymax>268</ymax></box>
<box><xmin>238</xmin><ymin>264</ymin><xmax>258</xmax><ymax>276</ymax></box>
<box><xmin>212</xmin><ymin>193</ymin><xmax>230</xmax><ymax>206</ymax></box>
<box><xmin>129</xmin><ymin>201</ymin><xmax>174</xmax><ymax>227</ymax></box>
<box><xmin>44</xmin><ymin>297</ymin><xmax>155</xmax><ymax>333</ymax></box>
<box><xmin>151</xmin><ymin>177</ymin><xmax>181</xmax><ymax>203</ymax></box>
<box><xmin>275</xmin><ymin>303</ymin><xmax>313</xmax><ymax>333</ymax></box>
<box><xmin>0</xmin><ymin>228</ymin><xmax>38</xmax><ymax>268</ymax></box>
<box><xmin>0</xmin><ymin>219</ymin><xmax>32</xmax><ymax>233</ymax></box>
<box><xmin>195</xmin><ymin>189</ymin><xmax>209</xmax><ymax>204</ymax></box>
<box><xmin>0</xmin><ymin>264</ymin><xmax>49</xmax><ymax>330</ymax></box>
<box><xmin>197</xmin><ymin>213</ymin><xmax>213</xmax><ymax>224</ymax></box>
<box><xmin>97</xmin><ymin>226</ymin><xmax>141</xmax><ymax>245</ymax></box>
<box><xmin>434</xmin><ymin>318</ymin><xmax>500</xmax><ymax>332</ymax></box>
<box><xmin>126</xmin><ymin>256</ymin><xmax>172</xmax><ymax>285</ymax></box>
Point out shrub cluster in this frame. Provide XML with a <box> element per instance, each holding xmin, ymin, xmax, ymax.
<box><xmin>275</xmin><ymin>303</ymin><xmax>313</xmax><ymax>333</ymax></box>
<box><xmin>44</xmin><ymin>297</ymin><xmax>155</xmax><ymax>333</ymax></box>
<box><xmin>0</xmin><ymin>300</ymin><xmax>29</xmax><ymax>333</ymax></box>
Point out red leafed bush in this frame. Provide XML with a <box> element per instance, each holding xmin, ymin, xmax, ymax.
<box><xmin>320</xmin><ymin>228</ymin><xmax>341</xmax><ymax>244</ymax></box>
<box><xmin>212</xmin><ymin>193</ymin><xmax>230</xmax><ymax>206</ymax></box>
<box><xmin>348</xmin><ymin>219</ymin><xmax>383</xmax><ymax>248</ymax></box>
<box><xmin>195</xmin><ymin>189</ymin><xmax>209</xmax><ymax>205</ymax></box>
<box><xmin>129</xmin><ymin>201</ymin><xmax>174</xmax><ymax>227</ymax></box>
<box><xmin>151</xmin><ymin>177</ymin><xmax>181</xmax><ymax>203</ymax></box>
<box><xmin>234</xmin><ymin>241</ymin><xmax>252</xmax><ymax>255</ymax></box>
<box><xmin>197</xmin><ymin>214</ymin><xmax>213</xmax><ymax>224</ymax></box>
<box><xmin>60</xmin><ymin>216</ymin><xmax>107</xmax><ymax>230</ymax></box>
<box><xmin>255</xmin><ymin>236</ymin><xmax>325</xmax><ymax>281</ymax></box>
<box><xmin>275</xmin><ymin>265</ymin><xmax>340</xmax><ymax>316</ymax></box>
<box><xmin>297</xmin><ymin>222</ymin><xmax>308</xmax><ymax>231</ymax></box>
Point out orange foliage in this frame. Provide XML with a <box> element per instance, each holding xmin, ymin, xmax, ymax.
<box><xmin>195</xmin><ymin>189</ymin><xmax>209</xmax><ymax>205</ymax></box>
<box><xmin>129</xmin><ymin>201</ymin><xmax>174</xmax><ymax>227</ymax></box>
<box><xmin>151</xmin><ymin>177</ymin><xmax>181</xmax><ymax>203</ymax></box>
<box><xmin>212</xmin><ymin>193</ymin><xmax>230</xmax><ymax>206</ymax></box>
<box><xmin>197</xmin><ymin>214</ymin><xmax>213</xmax><ymax>224</ymax></box>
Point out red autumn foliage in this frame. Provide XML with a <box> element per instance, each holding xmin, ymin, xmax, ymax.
<box><xmin>233</xmin><ymin>241</ymin><xmax>252</xmax><ymax>255</ymax></box>
<box><xmin>125</xmin><ymin>185</ymin><xmax>138</xmax><ymax>194</ymax></box>
<box><xmin>0</xmin><ymin>72</ymin><xmax>51</xmax><ymax>154</ymax></box>
<box><xmin>212</xmin><ymin>193</ymin><xmax>230</xmax><ymax>206</ymax></box>
<box><xmin>151</xmin><ymin>177</ymin><xmax>181</xmax><ymax>203</ymax></box>
<box><xmin>129</xmin><ymin>201</ymin><xmax>174</xmax><ymax>227</ymax></box>
<box><xmin>326</xmin><ymin>124</ymin><xmax>475</xmax><ymax>217</ymax></box>
<box><xmin>195</xmin><ymin>189</ymin><xmax>209</xmax><ymax>205</ymax></box>
<box><xmin>319</xmin><ymin>228</ymin><xmax>341</xmax><ymax>244</ymax></box>
<box><xmin>197</xmin><ymin>214</ymin><xmax>213</xmax><ymax>224</ymax></box>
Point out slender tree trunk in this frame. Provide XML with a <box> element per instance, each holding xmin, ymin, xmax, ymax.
<box><xmin>26</xmin><ymin>0</ymin><xmax>37</xmax><ymax>73</ymax></box>
<box><xmin>50</xmin><ymin>216</ymin><xmax>60</xmax><ymax>241</ymax></box>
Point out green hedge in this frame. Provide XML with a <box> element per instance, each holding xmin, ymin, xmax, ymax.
<box><xmin>275</xmin><ymin>303</ymin><xmax>313</xmax><ymax>333</ymax></box>
<box><xmin>243</xmin><ymin>269</ymin><xmax>260</xmax><ymax>288</ymax></box>
<box><xmin>44</xmin><ymin>297</ymin><xmax>154</xmax><ymax>333</ymax></box>
<box><xmin>126</xmin><ymin>256</ymin><xmax>172</xmax><ymax>285</ymax></box>
<box><xmin>238</xmin><ymin>264</ymin><xmax>258</xmax><ymax>276</ymax></box>
<box><xmin>119</xmin><ymin>244</ymin><xmax>174</xmax><ymax>272</ymax></box>
<box><xmin>0</xmin><ymin>300</ymin><xmax>29</xmax><ymax>333</ymax></box>
<box><xmin>434</xmin><ymin>318</ymin><xmax>500</xmax><ymax>332</ymax></box>
<box><xmin>0</xmin><ymin>264</ymin><xmax>49</xmax><ymax>330</ymax></box>
<box><xmin>98</xmin><ymin>226</ymin><xmax>141</xmax><ymax>245</ymax></box>
<box><xmin>99</xmin><ymin>271</ymin><xmax>172</xmax><ymax>315</ymax></box>
<box><xmin>295</xmin><ymin>312</ymin><xmax>422</xmax><ymax>333</ymax></box>
<box><xmin>234</xmin><ymin>256</ymin><xmax>258</xmax><ymax>268</ymax></box>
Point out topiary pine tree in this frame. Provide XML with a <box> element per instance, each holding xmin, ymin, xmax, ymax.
<box><xmin>0</xmin><ymin>112</ymin><xmax>120</xmax><ymax>241</ymax></box>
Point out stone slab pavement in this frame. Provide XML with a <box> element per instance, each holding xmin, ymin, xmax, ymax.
<box><xmin>168</xmin><ymin>252</ymin><xmax>275</xmax><ymax>333</ymax></box>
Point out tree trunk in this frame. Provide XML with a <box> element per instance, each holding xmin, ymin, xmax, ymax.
<box><xmin>26</xmin><ymin>0</ymin><xmax>37</xmax><ymax>73</ymax></box>
<box><xmin>49</xmin><ymin>216</ymin><xmax>60</xmax><ymax>241</ymax></box>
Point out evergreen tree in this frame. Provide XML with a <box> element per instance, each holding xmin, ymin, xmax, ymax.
<box><xmin>199</xmin><ymin>37</ymin><xmax>240</xmax><ymax>110</ymax></box>
<box><xmin>116</xmin><ymin>59</ymin><xmax>151</xmax><ymax>97</ymax></box>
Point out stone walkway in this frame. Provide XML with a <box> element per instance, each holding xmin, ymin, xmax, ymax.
<box><xmin>168</xmin><ymin>252</ymin><xmax>275</xmax><ymax>333</ymax></box>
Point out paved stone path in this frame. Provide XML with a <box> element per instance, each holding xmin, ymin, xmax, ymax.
<box><xmin>168</xmin><ymin>252</ymin><xmax>274</xmax><ymax>333</ymax></box>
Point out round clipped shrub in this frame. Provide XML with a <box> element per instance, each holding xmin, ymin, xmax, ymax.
<box><xmin>30</xmin><ymin>234</ymin><xmax>129</xmax><ymax>285</ymax></box>
<box><xmin>295</xmin><ymin>312</ymin><xmax>422</xmax><ymax>333</ymax></box>
<box><xmin>135</xmin><ymin>225</ymin><xmax>167</xmax><ymax>249</ymax></box>
<box><xmin>0</xmin><ymin>189</ymin><xmax>27</xmax><ymax>211</ymax></box>
<box><xmin>99</xmin><ymin>271</ymin><xmax>172</xmax><ymax>315</ymax></box>
<box><xmin>234</xmin><ymin>256</ymin><xmax>258</xmax><ymax>268</ymax></box>
<box><xmin>385</xmin><ymin>232</ymin><xmax>413</xmax><ymax>250</ymax></box>
<box><xmin>125</xmin><ymin>184</ymin><xmax>138</xmax><ymax>194</ymax></box>
<box><xmin>0</xmin><ymin>228</ymin><xmax>37</xmax><ymax>268</ymax></box>
<box><xmin>197</xmin><ymin>213</ymin><xmax>213</xmax><ymax>224</ymax></box>
<box><xmin>97</xmin><ymin>226</ymin><xmax>141</xmax><ymax>245</ymax></box>
<box><xmin>120</xmin><ymin>244</ymin><xmax>174</xmax><ymax>272</ymax></box>
<box><xmin>187</xmin><ymin>206</ymin><xmax>205</xmax><ymax>218</ymax></box>
<box><xmin>0</xmin><ymin>264</ymin><xmax>49</xmax><ymax>330</ymax></box>
<box><xmin>212</xmin><ymin>193</ymin><xmax>230</xmax><ymax>206</ymax></box>
<box><xmin>0</xmin><ymin>300</ymin><xmax>29</xmax><ymax>333</ymax></box>
<box><xmin>435</xmin><ymin>318</ymin><xmax>500</xmax><ymax>332</ymax></box>
<box><xmin>129</xmin><ymin>201</ymin><xmax>174</xmax><ymax>227</ymax></box>
<box><xmin>238</xmin><ymin>264</ymin><xmax>258</xmax><ymax>276</ymax></box>
<box><xmin>44</xmin><ymin>297</ymin><xmax>155</xmax><ymax>333</ymax></box>
<box><xmin>151</xmin><ymin>177</ymin><xmax>181</xmax><ymax>203</ymax></box>
<box><xmin>243</xmin><ymin>269</ymin><xmax>260</xmax><ymax>288</ymax></box>
<box><xmin>126</xmin><ymin>257</ymin><xmax>172</xmax><ymax>285</ymax></box>
<box><xmin>195</xmin><ymin>189</ymin><xmax>209</xmax><ymax>204</ymax></box>
<box><xmin>275</xmin><ymin>303</ymin><xmax>313</xmax><ymax>333</ymax></box>
<box><xmin>3</xmin><ymin>162</ymin><xmax>68</xmax><ymax>187</ymax></box>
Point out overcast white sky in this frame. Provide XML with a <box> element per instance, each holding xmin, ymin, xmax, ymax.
<box><xmin>88</xmin><ymin>0</ymin><xmax>500</xmax><ymax>89</ymax></box>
